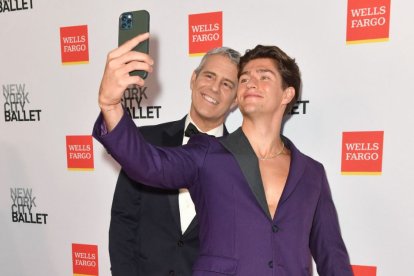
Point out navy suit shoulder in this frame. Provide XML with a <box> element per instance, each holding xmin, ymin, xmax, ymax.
<box><xmin>139</xmin><ymin>119</ymin><xmax>183</xmax><ymax>145</ymax></box>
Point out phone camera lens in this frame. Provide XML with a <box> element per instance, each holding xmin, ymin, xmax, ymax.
<box><xmin>120</xmin><ymin>12</ymin><xmax>134</xmax><ymax>29</ymax></box>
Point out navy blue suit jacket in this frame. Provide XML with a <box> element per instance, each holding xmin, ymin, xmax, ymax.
<box><xmin>110</xmin><ymin>116</ymin><xmax>197</xmax><ymax>276</ymax></box>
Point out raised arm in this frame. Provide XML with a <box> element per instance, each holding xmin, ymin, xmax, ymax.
<box><xmin>93</xmin><ymin>109</ymin><xmax>210</xmax><ymax>192</ymax></box>
<box><xmin>98</xmin><ymin>33</ymin><xmax>153</xmax><ymax>132</ymax></box>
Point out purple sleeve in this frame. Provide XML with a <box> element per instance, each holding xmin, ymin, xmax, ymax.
<box><xmin>92</xmin><ymin>111</ymin><xmax>208</xmax><ymax>190</ymax></box>
<box><xmin>309</xmin><ymin>166</ymin><xmax>354</xmax><ymax>276</ymax></box>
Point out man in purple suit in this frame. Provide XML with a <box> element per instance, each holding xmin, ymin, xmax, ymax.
<box><xmin>94</xmin><ymin>33</ymin><xmax>353</xmax><ymax>275</ymax></box>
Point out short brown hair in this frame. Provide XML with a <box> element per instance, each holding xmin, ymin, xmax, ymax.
<box><xmin>239</xmin><ymin>45</ymin><xmax>301</xmax><ymax>115</ymax></box>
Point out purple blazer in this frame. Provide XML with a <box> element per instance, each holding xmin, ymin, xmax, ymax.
<box><xmin>93</xmin><ymin>112</ymin><xmax>353</xmax><ymax>276</ymax></box>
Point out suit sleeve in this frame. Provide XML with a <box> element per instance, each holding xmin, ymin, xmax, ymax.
<box><xmin>309</xmin><ymin>166</ymin><xmax>354</xmax><ymax>276</ymax></box>
<box><xmin>93</xmin><ymin>111</ymin><xmax>208</xmax><ymax>190</ymax></box>
<box><xmin>108</xmin><ymin>169</ymin><xmax>141</xmax><ymax>276</ymax></box>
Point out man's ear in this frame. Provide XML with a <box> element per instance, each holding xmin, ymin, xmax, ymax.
<box><xmin>282</xmin><ymin>87</ymin><xmax>295</xmax><ymax>104</ymax></box>
<box><xmin>190</xmin><ymin>71</ymin><xmax>197</xmax><ymax>90</ymax></box>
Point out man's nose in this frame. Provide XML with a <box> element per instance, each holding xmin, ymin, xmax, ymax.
<box><xmin>246</xmin><ymin>78</ymin><xmax>257</xmax><ymax>88</ymax></box>
<box><xmin>211</xmin><ymin>79</ymin><xmax>220</xmax><ymax>92</ymax></box>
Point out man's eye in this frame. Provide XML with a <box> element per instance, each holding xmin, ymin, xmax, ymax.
<box><xmin>223</xmin><ymin>82</ymin><xmax>233</xmax><ymax>89</ymax></box>
<box><xmin>239</xmin><ymin>78</ymin><xmax>248</xmax><ymax>83</ymax></box>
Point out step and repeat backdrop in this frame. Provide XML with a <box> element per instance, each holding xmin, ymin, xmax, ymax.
<box><xmin>1</xmin><ymin>0</ymin><xmax>413</xmax><ymax>275</ymax></box>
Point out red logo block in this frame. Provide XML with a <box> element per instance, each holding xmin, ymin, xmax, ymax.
<box><xmin>346</xmin><ymin>0</ymin><xmax>391</xmax><ymax>44</ymax></box>
<box><xmin>60</xmin><ymin>25</ymin><xmax>89</xmax><ymax>64</ymax></box>
<box><xmin>66</xmin><ymin>135</ymin><xmax>94</xmax><ymax>170</ymax></box>
<box><xmin>341</xmin><ymin>131</ymin><xmax>384</xmax><ymax>175</ymax></box>
<box><xmin>352</xmin><ymin>265</ymin><xmax>377</xmax><ymax>276</ymax></box>
<box><xmin>188</xmin><ymin>11</ymin><xmax>222</xmax><ymax>56</ymax></box>
<box><xmin>72</xmin><ymin>243</ymin><xmax>99</xmax><ymax>276</ymax></box>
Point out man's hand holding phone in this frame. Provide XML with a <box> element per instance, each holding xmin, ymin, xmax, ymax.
<box><xmin>98</xmin><ymin>33</ymin><xmax>153</xmax><ymax>132</ymax></box>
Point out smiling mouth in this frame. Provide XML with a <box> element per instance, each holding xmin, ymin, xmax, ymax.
<box><xmin>202</xmin><ymin>93</ymin><xmax>218</xmax><ymax>105</ymax></box>
<box><xmin>244</xmin><ymin>93</ymin><xmax>262</xmax><ymax>100</ymax></box>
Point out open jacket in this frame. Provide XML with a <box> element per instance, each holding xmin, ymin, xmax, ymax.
<box><xmin>93</xmin><ymin>112</ymin><xmax>353</xmax><ymax>276</ymax></box>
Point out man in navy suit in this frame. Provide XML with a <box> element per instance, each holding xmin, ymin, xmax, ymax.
<box><xmin>94</xmin><ymin>33</ymin><xmax>353</xmax><ymax>275</ymax></box>
<box><xmin>104</xmin><ymin>33</ymin><xmax>240</xmax><ymax>276</ymax></box>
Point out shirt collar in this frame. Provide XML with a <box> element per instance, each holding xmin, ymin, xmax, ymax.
<box><xmin>184</xmin><ymin>114</ymin><xmax>224</xmax><ymax>138</ymax></box>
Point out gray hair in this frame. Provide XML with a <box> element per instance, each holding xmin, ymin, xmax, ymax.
<box><xmin>194</xmin><ymin>47</ymin><xmax>241</xmax><ymax>76</ymax></box>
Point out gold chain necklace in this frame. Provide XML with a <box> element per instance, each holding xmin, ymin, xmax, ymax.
<box><xmin>258</xmin><ymin>142</ymin><xmax>285</xmax><ymax>161</ymax></box>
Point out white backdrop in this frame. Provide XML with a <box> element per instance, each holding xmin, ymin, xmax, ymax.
<box><xmin>1</xmin><ymin>0</ymin><xmax>413</xmax><ymax>275</ymax></box>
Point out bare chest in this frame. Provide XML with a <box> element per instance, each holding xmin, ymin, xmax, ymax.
<box><xmin>259</xmin><ymin>158</ymin><xmax>290</xmax><ymax>219</ymax></box>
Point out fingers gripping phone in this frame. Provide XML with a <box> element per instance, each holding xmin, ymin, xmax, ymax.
<box><xmin>118</xmin><ymin>10</ymin><xmax>150</xmax><ymax>78</ymax></box>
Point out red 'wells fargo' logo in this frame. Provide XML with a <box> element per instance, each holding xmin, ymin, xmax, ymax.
<box><xmin>352</xmin><ymin>265</ymin><xmax>377</xmax><ymax>276</ymax></box>
<box><xmin>72</xmin><ymin>243</ymin><xmax>98</xmax><ymax>276</ymax></box>
<box><xmin>66</xmin><ymin>135</ymin><xmax>94</xmax><ymax>170</ymax></box>
<box><xmin>341</xmin><ymin>131</ymin><xmax>384</xmax><ymax>175</ymax></box>
<box><xmin>188</xmin><ymin>11</ymin><xmax>222</xmax><ymax>56</ymax></box>
<box><xmin>60</xmin><ymin>25</ymin><xmax>89</xmax><ymax>64</ymax></box>
<box><xmin>346</xmin><ymin>0</ymin><xmax>391</xmax><ymax>44</ymax></box>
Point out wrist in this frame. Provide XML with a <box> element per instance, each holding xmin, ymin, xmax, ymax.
<box><xmin>99</xmin><ymin>102</ymin><xmax>121</xmax><ymax>112</ymax></box>
<box><xmin>99</xmin><ymin>102</ymin><xmax>124</xmax><ymax>132</ymax></box>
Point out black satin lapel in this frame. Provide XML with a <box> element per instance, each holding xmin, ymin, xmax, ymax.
<box><xmin>183</xmin><ymin>216</ymin><xmax>198</xmax><ymax>236</ymax></box>
<box><xmin>223</xmin><ymin>124</ymin><xmax>229</xmax><ymax>135</ymax></box>
<box><xmin>162</xmin><ymin>118</ymin><xmax>185</xmax><ymax>147</ymax></box>
<box><xmin>278</xmin><ymin>137</ymin><xmax>306</xmax><ymax>206</ymax></box>
<box><xmin>220</xmin><ymin>128</ymin><xmax>272</xmax><ymax>220</ymax></box>
<box><xmin>167</xmin><ymin>192</ymin><xmax>181</xmax><ymax>231</ymax></box>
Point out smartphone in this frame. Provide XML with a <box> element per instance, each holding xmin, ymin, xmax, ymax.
<box><xmin>118</xmin><ymin>10</ymin><xmax>150</xmax><ymax>78</ymax></box>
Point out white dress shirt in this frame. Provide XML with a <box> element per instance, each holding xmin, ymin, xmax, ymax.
<box><xmin>179</xmin><ymin>114</ymin><xmax>223</xmax><ymax>233</ymax></box>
